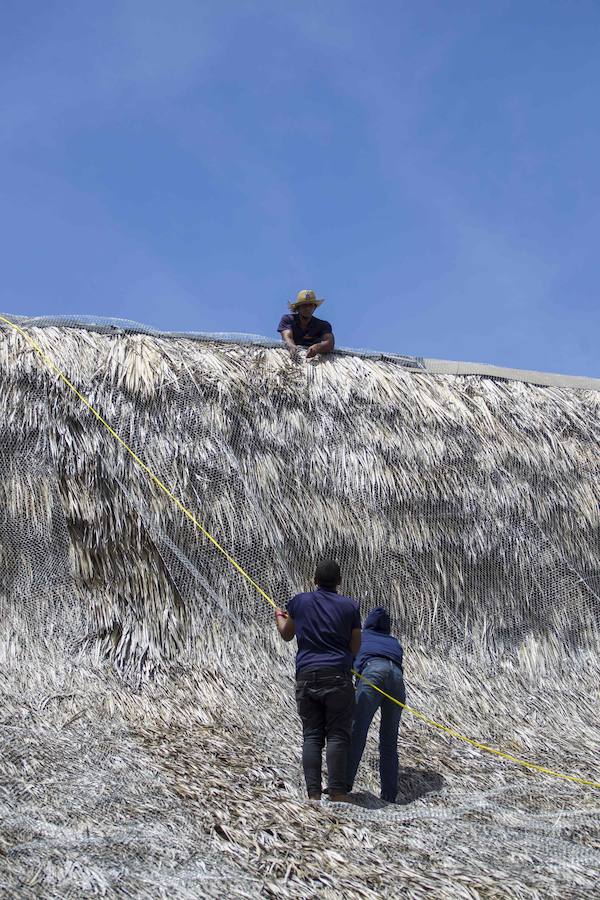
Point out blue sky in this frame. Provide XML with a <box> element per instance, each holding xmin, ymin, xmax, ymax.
<box><xmin>1</xmin><ymin>1</ymin><xmax>599</xmax><ymax>376</ymax></box>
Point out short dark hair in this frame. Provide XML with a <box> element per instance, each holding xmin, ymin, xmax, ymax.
<box><xmin>315</xmin><ymin>559</ymin><xmax>341</xmax><ymax>590</ymax></box>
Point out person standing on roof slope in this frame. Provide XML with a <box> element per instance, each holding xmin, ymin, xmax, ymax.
<box><xmin>277</xmin><ymin>289</ymin><xmax>335</xmax><ymax>359</ymax></box>
<box><xmin>347</xmin><ymin>607</ymin><xmax>405</xmax><ymax>803</ymax></box>
<box><xmin>274</xmin><ymin>560</ymin><xmax>361</xmax><ymax>803</ymax></box>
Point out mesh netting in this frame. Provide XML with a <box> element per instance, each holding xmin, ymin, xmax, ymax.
<box><xmin>1</xmin><ymin>314</ymin><xmax>599</xmax><ymax>898</ymax></box>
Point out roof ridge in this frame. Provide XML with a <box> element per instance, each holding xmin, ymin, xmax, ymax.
<box><xmin>1</xmin><ymin>312</ymin><xmax>599</xmax><ymax>391</ymax></box>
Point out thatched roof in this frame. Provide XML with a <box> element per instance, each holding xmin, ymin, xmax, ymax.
<box><xmin>1</xmin><ymin>316</ymin><xmax>599</xmax><ymax>898</ymax></box>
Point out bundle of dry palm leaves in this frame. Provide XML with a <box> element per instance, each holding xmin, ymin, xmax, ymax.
<box><xmin>0</xmin><ymin>317</ymin><xmax>599</xmax><ymax>898</ymax></box>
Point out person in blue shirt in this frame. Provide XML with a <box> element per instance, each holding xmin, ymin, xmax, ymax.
<box><xmin>274</xmin><ymin>560</ymin><xmax>361</xmax><ymax>802</ymax></box>
<box><xmin>347</xmin><ymin>607</ymin><xmax>406</xmax><ymax>803</ymax></box>
<box><xmin>277</xmin><ymin>289</ymin><xmax>335</xmax><ymax>359</ymax></box>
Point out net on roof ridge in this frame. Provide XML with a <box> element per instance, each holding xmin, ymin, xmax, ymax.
<box><xmin>1</xmin><ymin>311</ymin><xmax>427</xmax><ymax>368</ymax></box>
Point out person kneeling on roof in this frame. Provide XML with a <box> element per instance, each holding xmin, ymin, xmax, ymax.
<box><xmin>347</xmin><ymin>607</ymin><xmax>405</xmax><ymax>803</ymax></box>
<box><xmin>274</xmin><ymin>560</ymin><xmax>361</xmax><ymax>803</ymax></box>
<box><xmin>277</xmin><ymin>289</ymin><xmax>335</xmax><ymax>359</ymax></box>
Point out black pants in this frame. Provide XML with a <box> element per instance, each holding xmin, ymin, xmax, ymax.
<box><xmin>295</xmin><ymin>668</ymin><xmax>355</xmax><ymax>796</ymax></box>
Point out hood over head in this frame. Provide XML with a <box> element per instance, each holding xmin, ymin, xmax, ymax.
<box><xmin>364</xmin><ymin>606</ymin><xmax>390</xmax><ymax>633</ymax></box>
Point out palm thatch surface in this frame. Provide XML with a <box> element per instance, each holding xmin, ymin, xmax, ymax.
<box><xmin>1</xmin><ymin>317</ymin><xmax>599</xmax><ymax>898</ymax></box>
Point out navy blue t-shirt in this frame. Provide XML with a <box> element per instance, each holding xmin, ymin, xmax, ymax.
<box><xmin>287</xmin><ymin>587</ymin><xmax>361</xmax><ymax>673</ymax></box>
<box><xmin>277</xmin><ymin>313</ymin><xmax>334</xmax><ymax>348</ymax></box>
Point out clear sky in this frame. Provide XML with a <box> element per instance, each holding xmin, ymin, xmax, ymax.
<box><xmin>1</xmin><ymin>1</ymin><xmax>599</xmax><ymax>376</ymax></box>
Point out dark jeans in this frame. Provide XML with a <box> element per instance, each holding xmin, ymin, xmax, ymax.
<box><xmin>347</xmin><ymin>658</ymin><xmax>405</xmax><ymax>801</ymax></box>
<box><xmin>295</xmin><ymin>668</ymin><xmax>355</xmax><ymax>796</ymax></box>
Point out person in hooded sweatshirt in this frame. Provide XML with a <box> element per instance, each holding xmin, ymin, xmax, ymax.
<box><xmin>346</xmin><ymin>607</ymin><xmax>405</xmax><ymax>802</ymax></box>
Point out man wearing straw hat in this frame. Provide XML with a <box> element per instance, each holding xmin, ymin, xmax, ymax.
<box><xmin>277</xmin><ymin>289</ymin><xmax>335</xmax><ymax>359</ymax></box>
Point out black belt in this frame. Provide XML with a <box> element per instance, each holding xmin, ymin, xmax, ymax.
<box><xmin>296</xmin><ymin>667</ymin><xmax>351</xmax><ymax>682</ymax></box>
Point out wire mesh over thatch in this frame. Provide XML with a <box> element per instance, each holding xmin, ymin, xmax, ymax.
<box><xmin>1</xmin><ymin>315</ymin><xmax>599</xmax><ymax>898</ymax></box>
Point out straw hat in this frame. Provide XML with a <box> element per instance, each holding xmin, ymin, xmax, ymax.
<box><xmin>288</xmin><ymin>289</ymin><xmax>325</xmax><ymax>311</ymax></box>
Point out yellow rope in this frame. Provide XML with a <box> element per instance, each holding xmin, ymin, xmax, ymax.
<box><xmin>1</xmin><ymin>313</ymin><xmax>598</xmax><ymax>790</ymax></box>
<box><xmin>352</xmin><ymin>673</ymin><xmax>600</xmax><ymax>788</ymax></box>
<box><xmin>0</xmin><ymin>316</ymin><xmax>275</xmax><ymax>612</ymax></box>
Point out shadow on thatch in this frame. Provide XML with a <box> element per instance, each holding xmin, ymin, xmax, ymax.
<box><xmin>350</xmin><ymin>766</ymin><xmax>445</xmax><ymax>809</ymax></box>
<box><xmin>395</xmin><ymin>766</ymin><xmax>445</xmax><ymax>805</ymax></box>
